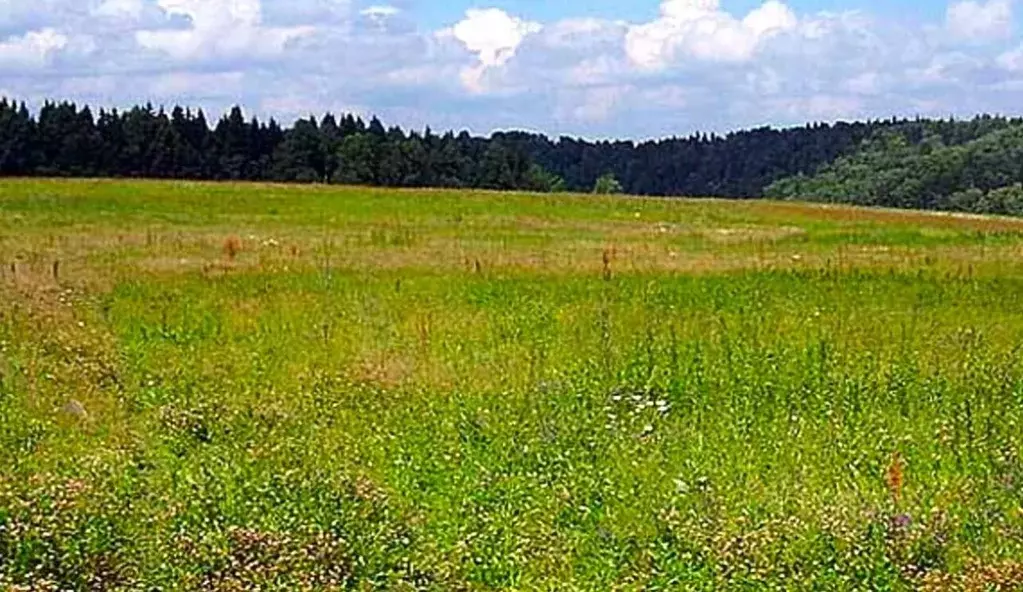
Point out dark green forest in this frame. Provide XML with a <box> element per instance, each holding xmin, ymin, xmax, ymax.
<box><xmin>3</xmin><ymin>97</ymin><xmax>1023</xmax><ymax>214</ymax></box>
<box><xmin>766</xmin><ymin>119</ymin><xmax>1023</xmax><ymax>216</ymax></box>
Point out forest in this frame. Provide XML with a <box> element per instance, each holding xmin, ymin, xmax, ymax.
<box><xmin>3</xmin><ymin>97</ymin><xmax>1023</xmax><ymax>214</ymax></box>
<box><xmin>765</xmin><ymin>120</ymin><xmax>1023</xmax><ymax>216</ymax></box>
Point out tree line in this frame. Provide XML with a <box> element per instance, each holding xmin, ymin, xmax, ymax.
<box><xmin>0</xmin><ymin>97</ymin><xmax>897</xmax><ymax>196</ymax></box>
<box><xmin>0</xmin><ymin>99</ymin><xmax>554</xmax><ymax>191</ymax></box>
<box><xmin>3</xmin><ymin>97</ymin><xmax>1023</xmax><ymax>212</ymax></box>
<box><xmin>766</xmin><ymin>117</ymin><xmax>1023</xmax><ymax>216</ymax></box>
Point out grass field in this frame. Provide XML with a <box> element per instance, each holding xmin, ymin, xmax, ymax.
<box><xmin>2</xmin><ymin>179</ymin><xmax>1023</xmax><ymax>590</ymax></box>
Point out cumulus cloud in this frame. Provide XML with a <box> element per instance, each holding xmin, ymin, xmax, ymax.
<box><xmin>0</xmin><ymin>29</ymin><xmax>68</xmax><ymax>71</ymax></box>
<box><xmin>442</xmin><ymin>8</ymin><xmax>542</xmax><ymax>92</ymax></box>
<box><xmin>449</xmin><ymin>8</ymin><xmax>543</xmax><ymax>68</ymax></box>
<box><xmin>946</xmin><ymin>0</ymin><xmax>1014</xmax><ymax>41</ymax></box>
<box><xmin>625</xmin><ymin>0</ymin><xmax>797</xmax><ymax>69</ymax></box>
<box><xmin>136</xmin><ymin>0</ymin><xmax>314</xmax><ymax>61</ymax></box>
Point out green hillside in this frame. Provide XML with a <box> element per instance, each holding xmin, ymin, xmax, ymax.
<box><xmin>767</xmin><ymin>122</ymin><xmax>1023</xmax><ymax>215</ymax></box>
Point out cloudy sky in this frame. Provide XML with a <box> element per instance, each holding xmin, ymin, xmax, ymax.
<box><xmin>1</xmin><ymin>0</ymin><xmax>1021</xmax><ymax>138</ymax></box>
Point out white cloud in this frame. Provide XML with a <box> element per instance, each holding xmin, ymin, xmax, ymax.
<box><xmin>625</xmin><ymin>0</ymin><xmax>797</xmax><ymax>70</ymax></box>
<box><xmin>443</xmin><ymin>8</ymin><xmax>542</xmax><ymax>92</ymax></box>
<box><xmin>449</xmin><ymin>8</ymin><xmax>543</xmax><ymax>68</ymax></box>
<box><xmin>0</xmin><ymin>28</ymin><xmax>68</xmax><ymax>70</ymax></box>
<box><xmin>92</xmin><ymin>0</ymin><xmax>143</xmax><ymax>20</ymax></box>
<box><xmin>946</xmin><ymin>0</ymin><xmax>1013</xmax><ymax>41</ymax></box>
<box><xmin>745</xmin><ymin>1</ymin><xmax>799</xmax><ymax>38</ymax></box>
<box><xmin>136</xmin><ymin>0</ymin><xmax>314</xmax><ymax>61</ymax></box>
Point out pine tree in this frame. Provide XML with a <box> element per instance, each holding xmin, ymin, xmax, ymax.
<box><xmin>214</xmin><ymin>106</ymin><xmax>253</xmax><ymax>180</ymax></box>
<box><xmin>272</xmin><ymin>117</ymin><xmax>326</xmax><ymax>183</ymax></box>
<box><xmin>0</xmin><ymin>100</ymin><xmax>36</xmax><ymax>175</ymax></box>
<box><xmin>320</xmin><ymin>113</ymin><xmax>342</xmax><ymax>182</ymax></box>
<box><xmin>335</xmin><ymin>133</ymin><xmax>376</xmax><ymax>185</ymax></box>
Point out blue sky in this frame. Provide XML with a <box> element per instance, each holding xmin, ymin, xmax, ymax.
<box><xmin>1</xmin><ymin>0</ymin><xmax>1021</xmax><ymax>139</ymax></box>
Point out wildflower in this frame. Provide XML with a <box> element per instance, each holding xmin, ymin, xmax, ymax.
<box><xmin>890</xmin><ymin>514</ymin><xmax>911</xmax><ymax>530</ymax></box>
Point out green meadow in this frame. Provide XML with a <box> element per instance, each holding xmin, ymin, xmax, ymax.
<box><xmin>2</xmin><ymin>179</ymin><xmax>1023</xmax><ymax>590</ymax></box>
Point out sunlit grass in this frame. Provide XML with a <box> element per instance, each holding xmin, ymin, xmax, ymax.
<box><xmin>2</xmin><ymin>179</ymin><xmax>1023</xmax><ymax>590</ymax></box>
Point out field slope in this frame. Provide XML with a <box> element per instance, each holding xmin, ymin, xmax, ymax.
<box><xmin>2</xmin><ymin>179</ymin><xmax>1023</xmax><ymax>590</ymax></box>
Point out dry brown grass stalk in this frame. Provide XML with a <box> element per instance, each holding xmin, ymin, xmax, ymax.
<box><xmin>223</xmin><ymin>236</ymin><xmax>242</xmax><ymax>261</ymax></box>
<box><xmin>886</xmin><ymin>451</ymin><xmax>905</xmax><ymax>506</ymax></box>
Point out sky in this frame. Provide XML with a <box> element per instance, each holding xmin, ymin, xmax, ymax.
<box><xmin>1</xmin><ymin>0</ymin><xmax>1021</xmax><ymax>139</ymax></box>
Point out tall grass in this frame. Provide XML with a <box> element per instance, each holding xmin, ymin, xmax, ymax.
<box><xmin>1</xmin><ymin>180</ymin><xmax>1023</xmax><ymax>590</ymax></box>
